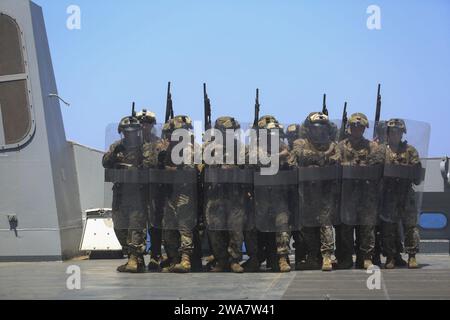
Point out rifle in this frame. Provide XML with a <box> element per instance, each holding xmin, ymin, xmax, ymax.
<box><xmin>131</xmin><ymin>102</ymin><xmax>136</xmax><ymax>117</ymax></box>
<box><xmin>254</xmin><ymin>88</ymin><xmax>260</xmax><ymax>128</ymax></box>
<box><xmin>203</xmin><ymin>83</ymin><xmax>212</xmax><ymax>131</ymax></box>
<box><xmin>165</xmin><ymin>82</ymin><xmax>174</xmax><ymax>123</ymax></box>
<box><xmin>338</xmin><ymin>101</ymin><xmax>348</xmax><ymax>141</ymax></box>
<box><xmin>322</xmin><ymin>94</ymin><xmax>329</xmax><ymax>116</ymax></box>
<box><xmin>373</xmin><ymin>84</ymin><xmax>382</xmax><ymax>139</ymax></box>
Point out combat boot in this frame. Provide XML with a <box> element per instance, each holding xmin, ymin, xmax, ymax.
<box><xmin>297</xmin><ymin>256</ymin><xmax>321</xmax><ymax>270</ymax></box>
<box><xmin>336</xmin><ymin>257</ymin><xmax>353</xmax><ymax>270</ymax></box>
<box><xmin>117</xmin><ymin>254</ymin><xmax>145</xmax><ymax>273</ymax></box>
<box><xmin>278</xmin><ymin>256</ymin><xmax>291</xmax><ymax>273</ymax></box>
<box><xmin>161</xmin><ymin>256</ymin><xmax>177</xmax><ymax>273</ymax></box>
<box><xmin>230</xmin><ymin>261</ymin><xmax>244</xmax><ymax>273</ymax></box>
<box><xmin>395</xmin><ymin>254</ymin><xmax>408</xmax><ymax>267</ymax></box>
<box><xmin>363</xmin><ymin>259</ymin><xmax>373</xmax><ymax>270</ymax></box>
<box><xmin>161</xmin><ymin>263</ymin><xmax>176</xmax><ymax>273</ymax></box>
<box><xmin>385</xmin><ymin>257</ymin><xmax>395</xmax><ymax>269</ymax></box>
<box><xmin>408</xmin><ymin>254</ymin><xmax>418</xmax><ymax>269</ymax></box>
<box><xmin>210</xmin><ymin>260</ymin><xmax>229</xmax><ymax>272</ymax></box>
<box><xmin>172</xmin><ymin>254</ymin><xmax>191</xmax><ymax>273</ymax></box>
<box><xmin>148</xmin><ymin>256</ymin><xmax>161</xmax><ymax>272</ymax></box>
<box><xmin>116</xmin><ymin>261</ymin><xmax>129</xmax><ymax>273</ymax></box>
<box><xmin>355</xmin><ymin>254</ymin><xmax>364</xmax><ymax>269</ymax></box>
<box><xmin>372</xmin><ymin>254</ymin><xmax>382</xmax><ymax>267</ymax></box>
<box><xmin>322</xmin><ymin>254</ymin><xmax>333</xmax><ymax>272</ymax></box>
<box><xmin>243</xmin><ymin>258</ymin><xmax>260</xmax><ymax>273</ymax></box>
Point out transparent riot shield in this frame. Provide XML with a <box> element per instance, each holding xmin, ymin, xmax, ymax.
<box><xmin>293</xmin><ymin>120</ymin><xmax>342</xmax><ymax>229</ymax></box>
<box><xmin>141</xmin><ymin>123</ymin><xmax>165</xmax><ymax>242</ymax></box>
<box><xmin>103</xmin><ymin>123</ymin><xmax>147</xmax><ymax>254</ymax></box>
<box><xmin>147</xmin><ymin>132</ymin><xmax>199</xmax><ymax>233</ymax></box>
<box><xmin>297</xmin><ymin>165</ymin><xmax>341</xmax><ymax>228</ymax></box>
<box><xmin>379</xmin><ymin>119</ymin><xmax>430</xmax><ymax>230</ymax></box>
<box><xmin>203</xmin><ymin>127</ymin><xmax>254</xmax><ymax>232</ymax></box>
<box><xmin>252</xmin><ymin>128</ymin><xmax>297</xmax><ymax>232</ymax></box>
<box><xmin>338</xmin><ymin>120</ymin><xmax>384</xmax><ymax>227</ymax></box>
<box><xmin>285</xmin><ymin>123</ymin><xmax>302</xmax><ymax>233</ymax></box>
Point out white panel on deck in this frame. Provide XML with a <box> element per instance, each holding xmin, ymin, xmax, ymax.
<box><xmin>80</xmin><ymin>211</ymin><xmax>121</xmax><ymax>251</ymax></box>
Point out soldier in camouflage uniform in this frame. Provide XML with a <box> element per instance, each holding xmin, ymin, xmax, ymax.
<box><xmin>372</xmin><ymin>121</ymin><xmax>408</xmax><ymax>267</ymax></box>
<box><xmin>336</xmin><ymin>113</ymin><xmax>384</xmax><ymax>270</ymax></box>
<box><xmin>138</xmin><ymin>110</ymin><xmax>168</xmax><ymax>271</ymax></box>
<box><xmin>203</xmin><ymin>116</ymin><xmax>254</xmax><ymax>273</ymax></box>
<box><xmin>158</xmin><ymin>115</ymin><xmax>199</xmax><ymax>273</ymax></box>
<box><xmin>286</xmin><ymin>124</ymin><xmax>307</xmax><ymax>269</ymax></box>
<box><xmin>289</xmin><ymin>112</ymin><xmax>340</xmax><ymax>271</ymax></box>
<box><xmin>380</xmin><ymin>119</ymin><xmax>422</xmax><ymax>269</ymax></box>
<box><xmin>253</xmin><ymin>116</ymin><xmax>291</xmax><ymax>272</ymax></box>
<box><xmin>102</xmin><ymin>115</ymin><xmax>146</xmax><ymax>273</ymax></box>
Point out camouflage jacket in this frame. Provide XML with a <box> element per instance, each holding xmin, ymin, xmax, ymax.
<box><xmin>338</xmin><ymin>137</ymin><xmax>384</xmax><ymax>166</ymax></box>
<box><xmin>202</xmin><ymin>139</ymin><xmax>250</xmax><ymax>169</ymax></box>
<box><xmin>102</xmin><ymin>139</ymin><xmax>143</xmax><ymax>170</ymax></box>
<box><xmin>382</xmin><ymin>141</ymin><xmax>422</xmax><ymax>190</ymax></box>
<box><xmin>250</xmin><ymin>140</ymin><xmax>291</xmax><ymax>171</ymax></box>
<box><xmin>142</xmin><ymin>138</ymin><xmax>169</xmax><ymax>169</ymax></box>
<box><xmin>289</xmin><ymin>138</ymin><xmax>340</xmax><ymax>168</ymax></box>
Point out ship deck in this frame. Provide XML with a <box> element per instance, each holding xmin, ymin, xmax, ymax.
<box><xmin>1</xmin><ymin>254</ymin><xmax>449</xmax><ymax>300</ymax></box>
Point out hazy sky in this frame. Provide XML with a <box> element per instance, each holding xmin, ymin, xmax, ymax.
<box><xmin>33</xmin><ymin>0</ymin><xmax>450</xmax><ymax>156</ymax></box>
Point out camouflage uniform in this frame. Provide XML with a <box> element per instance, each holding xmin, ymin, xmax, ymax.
<box><xmin>337</xmin><ymin>113</ymin><xmax>384</xmax><ymax>269</ymax></box>
<box><xmin>159</xmin><ymin>116</ymin><xmax>198</xmax><ymax>273</ymax></box>
<box><xmin>137</xmin><ymin>109</ymin><xmax>166</xmax><ymax>270</ymax></box>
<box><xmin>204</xmin><ymin>117</ymin><xmax>253</xmax><ymax>273</ymax></box>
<box><xmin>286</xmin><ymin>124</ymin><xmax>307</xmax><ymax>268</ymax></box>
<box><xmin>380</xmin><ymin>119</ymin><xmax>421</xmax><ymax>269</ymax></box>
<box><xmin>253</xmin><ymin>116</ymin><xmax>291</xmax><ymax>272</ymax></box>
<box><xmin>102</xmin><ymin>116</ymin><xmax>146</xmax><ymax>273</ymax></box>
<box><xmin>289</xmin><ymin>112</ymin><xmax>340</xmax><ymax>271</ymax></box>
<box><xmin>373</xmin><ymin>121</ymin><xmax>407</xmax><ymax>267</ymax></box>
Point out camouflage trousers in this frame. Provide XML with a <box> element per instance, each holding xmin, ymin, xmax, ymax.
<box><xmin>112</xmin><ymin>206</ymin><xmax>147</xmax><ymax>257</ymax></box>
<box><xmin>276</xmin><ymin>231</ymin><xmax>291</xmax><ymax>256</ymax></box>
<box><xmin>292</xmin><ymin>230</ymin><xmax>307</xmax><ymax>262</ymax></box>
<box><xmin>254</xmin><ymin>188</ymin><xmax>291</xmax><ymax>256</ymax></box>
<box><xmin>111</xmin><ymin>185</ymin><xmax>147</xmax><ymax>256</ymax></box>
<box><xmin>301</xmin><ymin>225</ymin><xmax>334</xmax><ymax>258</ymax></box>
<box><xmin>205</xmin><ymin>197</ymin><xmax>247</xmax><ymax>262</ymax></box>
<box><xmin>382</xmin><ymin>222</ymin><xmax>420</xmax><ymax>256</ymax></box>
<box><xmin>162</xmin><ymin>192</ymin><xmax>196</xmax><ymax>261</ymax></box>
<box><xmin>147</xmin><ymin>186</ymin><xmax>165</xmax><ymax>259</ymax></box>
<box><xmin>336</xmin><ymin>225</ymin><xmax>375</xmax><ymax>261</ymax></box>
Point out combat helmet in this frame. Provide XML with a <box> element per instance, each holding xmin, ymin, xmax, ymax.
<box><xmin>162</xmin><ymin>115</ymin><xmax>193</xmax><ymax>138</ymax></box>
<box><xmin>118</xmin><ymin>115</ymin><xmax>140</xmax><ymax>134</ymax></box>
<box><xmin>257</xmin><ymin>115</ymin><xmax>279</xmax><ymax>129</ymax></box>
<box><xmin>348</xmin><ymin>113</ymin><xmax>369</xmax><ymax>128</ymax></box>
<box><xmin>303</xmin><ymin>112</ymin><xmax>332</xmax><ymax>144</ymax></box>
<box><xmin>386</xmin><ymin>118</ymin><xmax>407</xmax><ymax>134</ymax></box>
<box><xmin>257</xmin><ymin>115</ymin><xmax>285</xmax><ymax>139</ymax></box>
<box><xmin>286</xmin><ymin>124</ymin><xmax>300</xmax><ymax>141</ymax></box>
<box><xmin>214</xmin><ymin>116</ymin><xmax>240</xmax><ymax>132</ymax></box>
<box><xmin>136</xmin><ymin>109</ymin><xmax>157</xmax><ymax>125</ymax></box>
